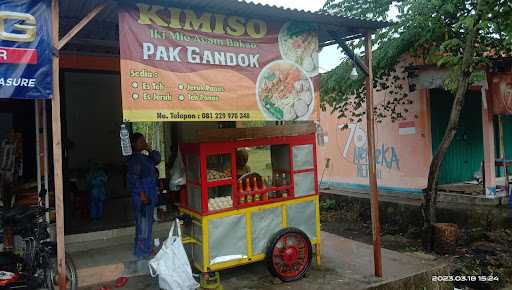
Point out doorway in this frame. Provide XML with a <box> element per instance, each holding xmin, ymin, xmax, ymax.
<box><xmin>61</xmin><ymin>71</ymin><xmax>132</xmax><ymax>234</ymax></box>
<box><xmin>430</xmin><ymin>89</ymin><xmax>484</xmax><ymax>185</ymax></box>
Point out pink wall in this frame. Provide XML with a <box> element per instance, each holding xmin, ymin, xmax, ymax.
<box><xmin>318</xmin><ymin>63</ymin><xmax>432</xmax><ymax>192</ymax></box>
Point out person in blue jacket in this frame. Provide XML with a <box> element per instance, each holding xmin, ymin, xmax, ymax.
<box><xmin>127</xmin><ymin>133</ymin><xmax>161</xmax><ymax>259</ymax></box>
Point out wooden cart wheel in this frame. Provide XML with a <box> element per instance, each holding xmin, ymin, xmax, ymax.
<box><xmin>265</xmin><ymin>228</ymin><xmax>312</xmax><ymax>282</ymax></box>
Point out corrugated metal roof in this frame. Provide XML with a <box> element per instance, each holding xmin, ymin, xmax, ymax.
<box><xmin>118</xmin><ymin>0</ymin><xmax>388</xmax><ymax>31</ymax></box>
<box><xmin>59</xmin><ymin>0</ymin><xmax>389</xmax><ymax>54</ymax></box>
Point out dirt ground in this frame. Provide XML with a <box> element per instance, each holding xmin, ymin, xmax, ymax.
<box><xmin>319</xmin><ymin>196</ymin><xmax>512</xmax><ymax>290</ymax></box>
<box><xmin>78</xmin><ymin>194</ymin><xmax>512</xmax><ymax>290</ymax></box>
<box><xmin>79</xmin><ymin>230</ymin><xmax>449</xmax><ymax>290</ymax></box>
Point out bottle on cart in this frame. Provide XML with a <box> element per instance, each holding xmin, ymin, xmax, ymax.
<box><xmin>120</xmin><ymin>124</ymin><xmax>132</xmax><ymax>156</ymax></box>
<box><xmin>281</xmin><ymin>173</ymin><xmax>288</xmax><ymax>198</ymax></box>
<box><xmin>238</xmin><ymin>180</ymin><xmax>246</xmax><ymax>204</ymax></box>
<box><xmin>266</xmin><ymin>176</ymin><xmax>272</xmax><ymax>199</ymax></box>
<box><xmin>244</xmin><ymin>177</ymin><xmax>251</xmax><ymax>192</ymax></box>
<box><xmin>245</xmin><ymin>177</ymin><xmax>253</xmax><ymax>203</ymax></box>
<box><xmin>274</xmin><ymin>173</ymin><xmax>282</xmax><ymax>198</ymax></box>
<box><xmin>273</xmin><ymin>173</ymin><xmax>281</xmax><ymax>186</ymax></box>
<box><xmin>262</xmin><ymin>194</ymin><xmax>268</xmax><ymax>201</ymax></box>
<box><xmin>253</xmin><ymin>176</ymin><xmax>261</xmax><ymax>201</ymax></box>
<box><xmin>261</xmin><ymin>181</ymin><xmax>268</xmax><ymax>201</ymax></box>
<box><xmin>281</xmin><ymin>173</ymin><xmax>288</xmax><ymax>185</ymax></box>
<box><xmin>254</xmin><ymin>176</ymin><xmax>260</xmax><ymax>190</ymax></box>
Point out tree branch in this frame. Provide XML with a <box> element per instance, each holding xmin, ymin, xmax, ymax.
<box><xmin>422</xmin><ymin>0</ymin><xmax>484</xmax><ymax>251</ymax></box>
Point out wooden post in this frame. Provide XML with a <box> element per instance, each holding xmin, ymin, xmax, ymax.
<box><xmin>51</xmin><ymin>0</ymin><xmax>66</xmax><ymax>289</ymax></box>
<box><xmin>364</xmin><ymin>32</ymin><xmax>383</xmax><ymax>278</ymax></box>
<box><xmin>482</xmin><ymin>91</ymin><xmax>497</xmax><ymax>197</ymax></box>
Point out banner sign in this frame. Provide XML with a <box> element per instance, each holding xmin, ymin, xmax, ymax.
<box><xmin>0</xmin><ymin>0</ymin><xmax>52</xmax><ymax>99</ymax></box>
<box><xmin>492</xmin><ymin>73</ymin><xmax>512</xmax><ymax>115</ymax></box>
<box><xmin>119</xmin><ymin>4</ymin><xmax>320</xmax><ymax>122</ymax></box>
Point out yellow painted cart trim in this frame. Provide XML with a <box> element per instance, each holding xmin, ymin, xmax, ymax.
<box><xmin>202</xmin><ymin>216</ymin><xmax>209</xmax><ymax>269</ymax></box>
<box><xmin>315</xmin><ymin>195</ymin><xmax>322</xmax><ymax>265</ymax></box>
<box><xmin>180</xmin><ymin>195</ymin><xmax>320</xmax><ymax>273</ymax></box>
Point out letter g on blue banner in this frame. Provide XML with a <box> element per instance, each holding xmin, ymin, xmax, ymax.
<box><xmin>0</xmin><ymin>0</ymin><xmax>52</xmax><ymax>99</ymax></box>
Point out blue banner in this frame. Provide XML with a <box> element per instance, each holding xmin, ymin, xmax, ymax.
<box><xmin>0</xmin><ymin>0</ymin><xmax>52</xmax><ymax>99</ymax></box>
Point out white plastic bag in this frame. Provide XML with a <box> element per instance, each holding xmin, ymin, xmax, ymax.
<box><xmin>149</xmin><ymin>219</ymin><xmax>199</xmax><ymax>290</ymax></box>
<box><xmin>169</xmin><ymin>149</ymin><xmax>186</xmax><ymax>191</ymax></box>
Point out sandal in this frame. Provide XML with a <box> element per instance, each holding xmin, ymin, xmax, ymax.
<box><xmin>115</xmin><ymin>276</ymin><xmax>129</xmax><ymax>288</ymax></box>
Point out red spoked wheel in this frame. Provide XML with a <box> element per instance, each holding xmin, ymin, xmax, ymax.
<box><xmin>266</xmin><ymin>228</ymin><xmax>312</xmax><ymax>282</ymax></box>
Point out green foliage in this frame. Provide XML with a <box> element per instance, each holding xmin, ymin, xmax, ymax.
<box><xmin>323</xmin><ymin>0</ymin><xmax>393</xmax><ymax>23</ymax></box>
<box><xmin>320</xmin><ymin>198</ymin><xmax>337</xmax><ymax>211</ymax></box>
<box><xmin>321</xmin><ymin>0</ymin><xmax>512</xmax><ymax>122</ymax></box>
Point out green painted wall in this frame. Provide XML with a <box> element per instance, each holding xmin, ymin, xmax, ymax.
<box><xmin>494</xmin><ymin>116</ymin><xmax>512</xmax><ymax>177</ymax></box>
<box><xmin>430</xmin><ymin>89</ymin><xmax>484</xmax><ymax>184</ymax></box>
<box><xmin>495</xmin><ymin>116</ymin><xmax>512</xmax><ymax>159</ymax></box>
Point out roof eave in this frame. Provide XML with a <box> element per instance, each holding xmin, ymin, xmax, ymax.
<box><xmin>116</xmin><ymin>0</ymin><xmax>390</xmax><ymax>42</ymax></box>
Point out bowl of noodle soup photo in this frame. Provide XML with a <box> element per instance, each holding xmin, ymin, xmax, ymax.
<box><xmin>256</xmin><ymin>60</ymin><xmax>315</xmax><ymax>121</ymax></box>
<box><xmin>278</xmin><ymin>22</ymin><xmax>319</xmax><ymax>77</ymax></box>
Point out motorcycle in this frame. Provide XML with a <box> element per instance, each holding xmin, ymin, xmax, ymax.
<box><xmin>0</xmin><ymin>205</ymin><xmax>77</xmax><ymax>290</ymax></box>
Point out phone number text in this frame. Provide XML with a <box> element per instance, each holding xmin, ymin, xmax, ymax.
<box><xmin>156</xmin><ymin>112</ymin><xmax>251</xmax><ymax>121</ymax></box>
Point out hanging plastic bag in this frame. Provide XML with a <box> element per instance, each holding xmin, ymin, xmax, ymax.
<box><xmin>149</xmin><ymin>219</ymin><xmax>199</xmax><ymax>290</ymax></box>
<box><xmin>169</xmin><ymin>149</ymin><xmax>186</xmax><ymax>191</ymax></box>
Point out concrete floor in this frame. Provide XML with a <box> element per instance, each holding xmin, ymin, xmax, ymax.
<box><xmin>67</xmin><ymin>196</ymin><xmax>135</xmax><ymax>235</ymax></box>
<box><xmin>76</xmin><ymin>231</ymin><xmax>449</xmax><ymax>290</ymax></box>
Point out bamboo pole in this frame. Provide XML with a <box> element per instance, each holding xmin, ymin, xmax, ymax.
<box><xmin>51</xmin><ymin>0</ymin><xmax>66</xmax><ymax>289</ymax></box>
<box><xmin>44</xmin><ymin>100</ymin><xmax>50</xmax><ymax>222</ymax></box>
<box><xmin>57</xmin><ymin>1</ymin><xmax>108</xmax><ymax>50</ymax></box>
<box><xmin>364</xmin><ymin>32</ymin><xmax>383</xmax><ymax>278</ymax></box>
<box><xmin>35</xmin><ymin>100</ymin><xmax>50</xmax><ymax>221</ymax></box>
<box><xmin>35</xmin><ymin>101</ymin><xmax>41</xmax><ymax>196</ymax></box>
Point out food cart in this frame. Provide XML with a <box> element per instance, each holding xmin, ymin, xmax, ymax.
<box><xmin>178</xmin><ymin>126</ymin><xmax>320</xmax><ymax>283</ymax></box>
